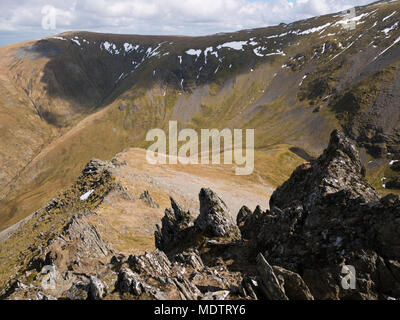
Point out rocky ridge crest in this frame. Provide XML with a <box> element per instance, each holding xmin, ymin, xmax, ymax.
<box><xmin>3</xmin><ymin>130</ymin><xmax>400</xmax><ymax>300</ymax></box>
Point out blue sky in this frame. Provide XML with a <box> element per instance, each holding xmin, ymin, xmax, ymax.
<box><xmin>0</xmin><ymin>0</ymin><xmax>376</xmax><ymax>46</ymax></box>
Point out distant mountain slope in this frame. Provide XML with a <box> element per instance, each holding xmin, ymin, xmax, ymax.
<box><xmin>0</xmin><ymin>0</ymin><xmax>400</xmax><ymax>230</ymax></box>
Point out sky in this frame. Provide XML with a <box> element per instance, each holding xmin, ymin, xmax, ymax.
<box><xmin>0</xmin><ymin>0</ymin><xmax>377</xmax><ymax>46</ymax></box>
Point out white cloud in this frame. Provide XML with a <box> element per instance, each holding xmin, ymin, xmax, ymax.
<box><xmin>0</xmin><ymin>0</ymin><xmax>375</xmax><ymax>45</ymax></box>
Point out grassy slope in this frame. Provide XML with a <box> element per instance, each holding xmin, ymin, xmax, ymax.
<box><xmin>0</xmin><ymin>66</ymin><xmax>310</xmax><ymax>231</ymax></box>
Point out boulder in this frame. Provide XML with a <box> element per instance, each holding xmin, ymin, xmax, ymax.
<box><xmin>272</xmin><ymin>266</ymin><xmax>314</xmax><ymax>300</ymax></box>
<box><xmin>195</xmin><ymin>188</ymin><xmax>240</xmax><ymax>239</ymax></box>
<box><xmin>256</xmin><ymin>253</ymin><xmax>288</xmax><ymax>300</ymax></box>
<box><xmin>88</xmin><ymin>276</ymin><xmax>106</xmax><ymax>300</ymax></box>
<box><xmin>155</xmin><ymin>198</ymin><xmax>194</xmax><ymax>251</ymax></box>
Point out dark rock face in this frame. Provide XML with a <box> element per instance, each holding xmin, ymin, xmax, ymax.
<box><xmin>386</xmin><ymin>177</ymin><xmax>400</xmax><ymax>190</ymax></box>
<box><xmin>391</xmin><ymin>161</ymin><xmax>400</xmax><ymax>172</ymax></box>
<box><xmin>237</xmin><ymin>205</ymin><xmax>264</xmax><ymax>240</ymax></box>
<box><xmin>240</xmin><ymin>130</ymin><xmax>400</xmax><ymax>299</ymax></box>
<box><xmin>195</xmin><ymin>188</ymin><xmax>241</xmax><ymax>239</ymax></box>
<box><xmin>155</xmin><ymin>197</ymin><xmax>194</xmax><ymax>251</ymax></box>
<box><xmin>272</xmin><ymin>266</ymin><xmax>314</xmax><ymax>300</ymax></box>
<box><xmin>270</xmin><ymin>130</ymin><xmax>379</xmax><ymax>212</ymax></box>
<box><xmin>256</xmin><ymin>253</ymin><xmax>288</xmax><ymax>300</ymax></box>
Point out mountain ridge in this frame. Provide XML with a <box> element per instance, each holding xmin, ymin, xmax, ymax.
<box><xmin>0</xmin><ymin>0</ymin><xmax>400</xmax><ymax>232</ymax></box>
<box><xmin>1</xmin><ymin>129</ymin><xmax>400</xmax><ymax>300</ymax></box>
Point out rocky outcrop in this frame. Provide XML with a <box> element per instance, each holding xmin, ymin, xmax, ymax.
<box><xmin>155</xmin><ymin>197</ymin><xmax>194</xmax><ymax>251</ymax></box>
<box><xmin>255</xmin><ymin>253</ymin><xmax>314</xmax><ymax>300</ymax></box>
<box><xmin>195</xmin><ymin>188</ymin><xmax>241</xmax><ymax>240</ymax></box>
<box><xmin>4</xmin><ymin>130</ymin><xmax>400</xmax><ymax>301</ymax></box>
<box><xmin>156</xmin><ymin>189</ymin><xmax>241</xmax><ymax>253</ymax></box>
<box><xmin>240</xmin><ymin>129</ymin><xmax>400</xmax><ymax>299</ymax></box>
<box><xmin>386</xmin><ymin>177</ymin><xmax>400</xmax><ymax>190</ymax></box>
<box><xmin>391</xmin><ymin>161</ymin><xmax>400</xmax><ymax>172</ymax></box>
<box><xmin>116</xmin><ymin>250</ymin><xmax>202</xmax><ymax>300</ymax></box>
<box><xmin>270</xmin><ymin>130</ymin><xmax>379</xmax><ymax>211</ymax></box>
<box><xmin>62</xmin><ymin>214</ymin><xmax>113</xmax><ymax>258</ymax></box>
<box><xmin>272</xmin><ymin>266</ymin><xmax>314</xmax><ymax>300</ymax></box>
<box><xmin>256</xmin><ymin>253</ymin><xmax>288</xmax><ymax>300</ymax></box>
<box><xmin>237</xmin><ymin>205</ymin><xmax>264</xmax><ymax>240</ymax></box>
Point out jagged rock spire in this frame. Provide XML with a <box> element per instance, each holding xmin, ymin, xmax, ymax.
<box><xmin>270</xmin><ymin>129</ymin><xmax>379</xmax><ymax>212</ymax></box>
<box><xmin>155</xmin><ymin>197</ymin><xmax>194</xmax><ymax>251</ymax></box>
<box><xmin>195</xmin><ymin>188</ymin><xmax>241</xmax><ymax>239</ymax></box>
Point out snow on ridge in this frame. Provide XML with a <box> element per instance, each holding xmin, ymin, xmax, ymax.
<box><xmin>299</xmin><ymin>75</ymin><xmax>307</xmax><ymax>86</ymax></box>
<box><xmin>53</xmin><ymin>36</ymin><xmax>67</xmax><ymax>41</ymax></box>
<box><xmin>263</xmin><ymin>23</ymin><xmax>331</xmax><ymax>39</ymax></box>
<box><xmin>264</xmin><ymin>49</ymin><xmax>286</xmax><ymax>57</ymax></box>
<box><xmin>299</xmin><ymin>23</ymin><xmax>331</xmax><ymax>35</ymax></box>
<box><xmin>382</xmin><ymin>22</ymin><xmax>399</xmax><ymax>34</ymax></box>
<box><xmin>373</xmin><ymin>35</ymin><xmax>400</xmax><ymax>61</ymax></box>
<box><xmin>217</xmin><ymin>41</ymin><xmax>248</xmax><ymax>51</ymax></box>
<box><xmin>186</xmin><ymin>49</ymin><xmax>202</xmax><ymax>57</ymax></box>
<box><xmin>124</xmin><ymin>43</ymin><xmax>139</xmax><ymax>53</ymax></box>
<box><xmin>102</xmin><ymin>41</ymin><xmax>120</xmax><ymax>54</ymax></box>
<box><xmin>204</xmin><ymin>47</ymin><xmax>218</xmax><ymax>63</ymax></box>
<box><xmin>253</xmin><ymin>46</ymin><xmax>285</xmax><ymax>57</ymax></box>
<box><xmin>71</xmin><ymin>38</ymin><xmax>81</xmax><ymax>46</ymax></box>
<box><xmin>147</xmin><ymin>43</ymin><xmax>165</xmax><ymax>58</ymax></box>
<box><xmin>115</xmin><ymin>73</ymin><xmax>125</xmax><ymax>83</ymax></box>
<box><xmin>334</xmin><ymin>12</ymin><xmax>370</xmax><ymax>27</ymax></box>
<box><xmin>253</xmin><ymin>47</ymin><xmax>265</xmax><ymax>57</ymax></box>
<box><xmin>383</xmin><ymin>11</ymin><xmax>397</xmax><ymax>22</ymax></box>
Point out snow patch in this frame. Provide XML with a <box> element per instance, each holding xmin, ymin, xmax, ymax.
<box><xmin>80</xmin><ymin>190</ymin><xmax>94</xmax><ymax>201</ymax></box>
<box><xmin>217</xmin><ymin>41</ymin><xmax>248</xmax><ymax>51</ymax></box>
<box><xmin>124</xmin><ymin>43</ymin><xmax>139</xmax><ymax>53</ymax></box>
<box><xmin>299</xmin><ymin>75</ymin><xmax>307</xmax><ymax>86</ymax></box>
<box><xmin>383</xmin><ymin>11</ymin><xmax>397</xmax><ymax>22</ymax></box>
<box><xmin>374</xmin><ymin>36</ymin><xmax>400</xmax><ymax>60</ymax></box>
<box><xmin>299</xmin><ymin>23</ymin><xmax>331</xmax><ymax>35</ymax></box>
<box><xmin>334</xmin><ymin>12</ymin><xmax>370</xmax><ymax>27</ymax></box>
<box><xmin>382</xmin><ymin>22</ymin><xmax>399</xmax><ymax>34</ymax></box>
<box><xmin>71</xmin><ymin>39</ymin><xmax>81</xmax><ymax>46</ymax></box>
<box><xmin>102</xmin><ymin>41</ymin><xmax>120</xmax><ymax>54</ymax></box>
<box><xmin>186</xmin><ymin>49</ymin><xmax>202</xmax><ymax>57</ymax></box>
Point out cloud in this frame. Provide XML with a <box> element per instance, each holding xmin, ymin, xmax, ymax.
<box><xmin>0</xmin><ymin>0</ymin><xmax>375</xmax><ymax>45</ymax></box>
